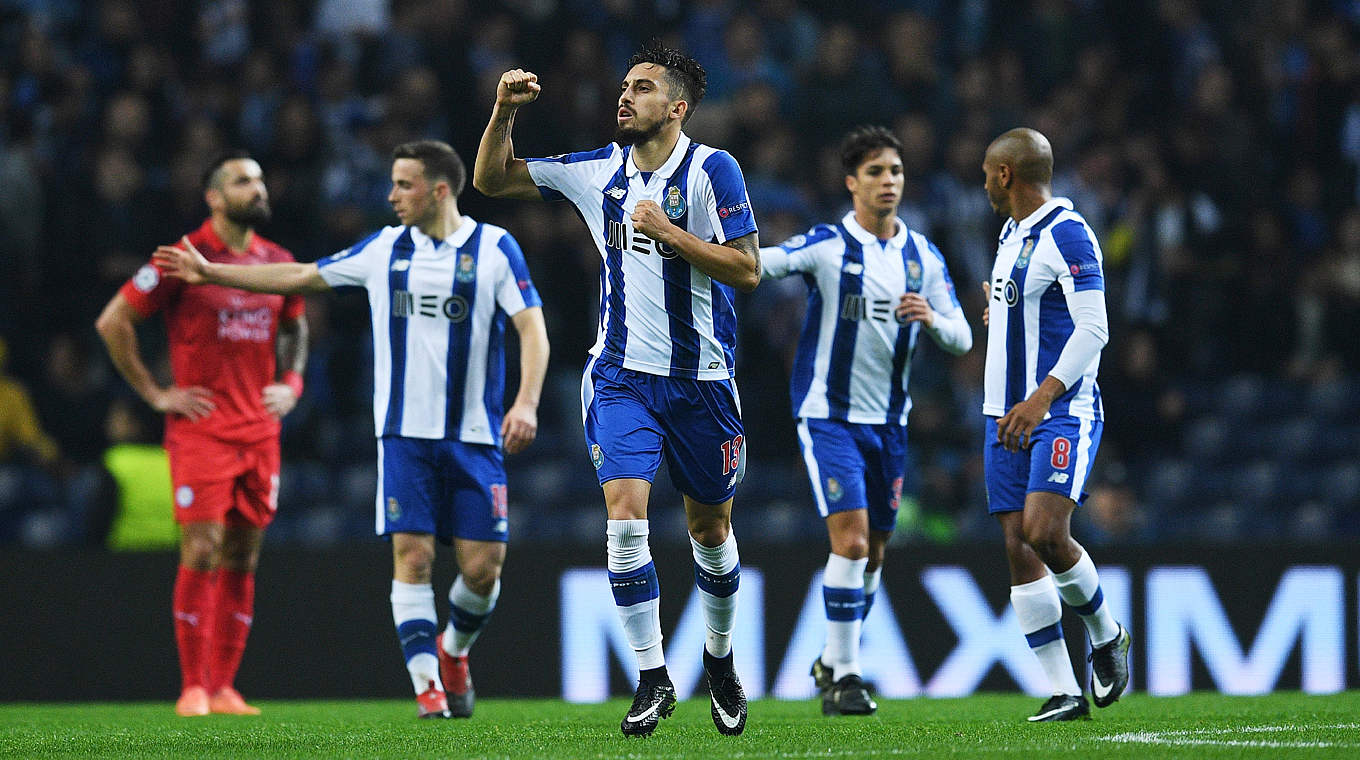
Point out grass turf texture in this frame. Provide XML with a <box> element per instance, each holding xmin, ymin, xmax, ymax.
<box><xmin>3</xmin><ymin>692</ymin><xmax>1358</xmax><ymax>759</ymax></box>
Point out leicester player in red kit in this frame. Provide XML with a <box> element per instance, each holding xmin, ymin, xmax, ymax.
<box><xmin>96</xmin><ymin>152</ymin><xmax>308</xmax><ymax>716</ymax></box>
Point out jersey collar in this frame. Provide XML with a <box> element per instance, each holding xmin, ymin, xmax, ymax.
<box><xmin>196</xmin><ymin>218</ymin><xmax>256</xmax><ymax>259</ymax></box>
<box><xmin>1016</xmin><ymin>197</ymin><xmax>1073</xmax><ymax>231</ymax></box>
<box><xmin>408</xmin><ymin>216</ymin><xmax>477</xmax><ymax>252</ymax></box>
<box><xmin>624</xmin><ymin>132</ymin><xmax>692</xmax><ymax>181</ymax></box>
<box><xmin>841</xmin><ymin>211</ymin><xmax>908</xmax><ymax>249</ymax></box>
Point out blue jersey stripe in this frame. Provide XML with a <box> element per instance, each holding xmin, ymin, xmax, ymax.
<box><xmin>663</xmin><ymin>144</ymin><xmax>702</xmax><ymax>375</ymax></box>
<box><xmin>825</xmin><ymin>224</ymin><xmax>864</xmax><ymax>419</ymax></box>
<box><xmin>1038</xmin><ymin>281</ymin><xmax>1076</xmax><ymax>416</ymax></box>
<box><xmin>601</xmin><ymin>153</ymin><xmax>630</xmax><ymax>361</ymax></box>
<box><xmin>886</xmin><ymin>235</ymin><xmax>924</xmax><ymax>420</ymax></box>
<box><xmin>1004</xmin><ymin>207</ymin><xmax>1065</xmax><ymax>411</ymax></box>
<box><xmin>382</xmin><ymin>229</ymin><xmax>416</xmax><ymax>435</ymax></box>
<box><xmin>445</xmin><ymin>224</ymin><xmax>483</xmax><ymax>437</ymax></box>
<box><xmin>790</xmin><ymin>273</ymin><xmax>822</xmax><ymax>414</ymax></box>
<box><xmin>483</xmin><ymin>310</ymin><xmax>507</xmax><ymax>444</ymax></box>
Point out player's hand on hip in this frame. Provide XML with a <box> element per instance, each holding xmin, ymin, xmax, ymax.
<box><xmin>497</xmin><ymin>69</ymin><xmax>540</xmax><ymax>108</ymax></box>
<box><xmin>153</xmin><ymin>385</ymin><xmax>216</xmax><ymax>422</ymax></box>
<box><xmin>500</xmin><ymin>402</ymin><xmax>538</xmax><ymax>455</ymax></box>
<box><xmin>995</xmin><ymin>396</ymin><xmax>1047</xmax><ymax>452</ymax></box>
<box><xmin>981</xmin><ymin>281</ymin><xmax>991</xmax><ymax>327</ymax></box>
<box><xmin>896</xmin><ymin>293</ymin><xmax>935</xmax><ymax>327</ymax></box>
<box><xmin>261</xmin><ymin>383</ymin><xmax>298</xmax><ymax>419</ymax></box>
<box><xmin>153</xmin><ymin>237</ymin><xmax>209</xmax><ymax>284</ymax></box>
<box><xmin>630</xmin><ymin>201</ymin><xmax>674</xmax><ymax>244</ymax></box>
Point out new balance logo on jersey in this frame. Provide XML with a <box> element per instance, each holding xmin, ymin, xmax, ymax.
<box><xmin>604</xmin><ymin>186</ymin><xmax>626</xmax><ymax>200</ymax></box>
<box><xmin>391</xmin><ymin>259</ymin><xmax>412</xmax><ymax>272</ymax></box>
<box><xmin>1047</xmin><ymin>472</ymin><xmax>1070</xmax><ymax>484</ymax></box>
<box><xmin>391</xmin><ymin>290</ymin><xmax>470</xmax><ymax>322</ymax></box>
<box><xmin>841</xmin><ymin>294</ymin><xmax>894</xmax><ymax>323</ymax></box>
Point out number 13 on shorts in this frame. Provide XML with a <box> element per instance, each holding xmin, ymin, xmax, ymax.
<box><xmin>720</xmin><ymin>435</ymin><xmax>744</xmax><ymax>475</ymax></box>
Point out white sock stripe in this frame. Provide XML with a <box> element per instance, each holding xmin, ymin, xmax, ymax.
<box><xmin>863</xmin><ymin>567</ymin><xmax>883</xmax><ymax>596</ymax></box>
<box><xmin>824</xmin><ymin>553</ymin><xmax>868</xmax><ymax>588</ymax></box>
<box><xmin>690</xmin><ymin>530</ymin><xmax>739</xmax><ymax>575</ymax></box>
<box><xmin>448</xmin><ymin>575</ymin><xmax>499</xmax><ymax>615</ymax></box>
<box><xmin>1053</xmin><ymin>550</ymin><xmax>1100</xmax><ymax>600</ymax></box>
<box><xmin>1010</xmin><ymin>576</ymin><xmax>1063</xmax><ymax>633</ymax></box>
<box><xmin>390</xmin><ymin>580</ymin><xmax>436</xmax><ymax>626</ymax></box>
<box><xmin>607</xmin><ymin>519</ymin><xmax>653</xmax><ymax>573</ymax></box>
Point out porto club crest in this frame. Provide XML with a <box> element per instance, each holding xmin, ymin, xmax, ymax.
<box><xmin>663</xmin><ymin>186</ymin><xmax>686</xmax><ymax>219</ymax></box>
<box><xmin>905</xmin><ymin>259</ymin><xmax>923</xmax><ymax>291</ymax></box>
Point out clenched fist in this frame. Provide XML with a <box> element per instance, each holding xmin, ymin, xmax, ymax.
<box><xmin>497</xmin><ymin>69</ymin><xmax>540</xmax><ymax>108</ymax></box>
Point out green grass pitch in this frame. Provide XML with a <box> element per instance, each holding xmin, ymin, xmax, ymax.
<box><xmin>3</xmin><ymin>692</ymin><xmax>1358</xmax><ymax>759</ymax></box>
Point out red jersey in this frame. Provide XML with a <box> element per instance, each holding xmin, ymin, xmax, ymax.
<box><xmin>120</xmin><ymin>219</ymin><xmax>305</xmax><ymax>447</ymax></box>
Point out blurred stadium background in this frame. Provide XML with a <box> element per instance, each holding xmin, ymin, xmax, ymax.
<box><xmin>1</xmin><ymin>0</ymin><xmax>1358</xmax><ymax>702</ymax></box>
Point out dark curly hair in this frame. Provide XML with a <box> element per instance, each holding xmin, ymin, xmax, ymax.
<box><xmin>625</xmin><ymin>39</ymin><xmax>707</xmax><ymax>123</ymax></box>
<box><xmin>839</xmin><ymin>125</ymin><xmax>903</xmax><ymax>176</ymax></box>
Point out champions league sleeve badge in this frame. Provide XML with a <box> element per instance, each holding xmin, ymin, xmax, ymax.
<box><xmin>663</xmin><ymin>186</ymin><xmax>687</xmax><ymax>219</ymax></box>
<box><xmin>133</xmin><ymin>264</ymin><xmax>160</xmax><ymax>292</ymax></box>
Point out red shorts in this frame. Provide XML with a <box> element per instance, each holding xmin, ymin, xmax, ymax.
<box><xmin>166</xmin><ymin>435</ymin><xmax>280</xmax><ymax>529</ymax></box>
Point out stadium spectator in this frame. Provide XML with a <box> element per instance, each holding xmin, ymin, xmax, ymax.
<box><xmin>473</xmin><ymin>42</ymin><xmax>757</xmax><ymax>737</ymax></box>
<box><xmin>0</xmin><ymin>0</ymin><xmax>1357</xmax><ymax>551</ymax></box>
<box><xmin>94</xmin><ymin>151</ymin><xmax>309</xmax><ymax>717</ymax></box>
<box><xmin>0</xmin><ymin>336</ymin><xmax>59</xmax><ymax>469</ymax></box>
<box><xmin>759</xmin><ymin>125</ymin><xmax>972</xmax><ymax>716</ymax></box>
<box><xmin>153</xmin><ymin>140</ymin><xmax>550</xmax><ymax>721</ymax></box>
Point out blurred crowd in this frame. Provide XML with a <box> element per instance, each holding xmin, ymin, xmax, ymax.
<box><xmin>2</xmin><ymin>0</ymin><xmax>1358</xmax><ymax>548</ymax></box>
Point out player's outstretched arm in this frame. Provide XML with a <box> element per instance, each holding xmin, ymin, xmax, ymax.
<box><xmin>154</xmin><ymin>237</ymin><xmax>329</xmax><ymax>294</ymax></box>
<box><xmin>501</xmin><ymin>306</ymin><xmax>549</xmax><ymax>454</ymax></box>
<box><xmin>473</xmin><ymin>69</ymin><xmax>543</xmax><ymax>201</ymax></box>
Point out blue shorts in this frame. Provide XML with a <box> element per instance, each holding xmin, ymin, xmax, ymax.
<box><xmin>796</xmin><ymin>418</ymin><xmax>906</xmax><ymax>532</ymax></box>
<box><xmin>376</xmin><ymin>436</ymin><xmax>508</xmax><ymax>542</ymax></box>
<box><xmin>983</xmin><ymin>415</ymin><xmax>1102</xmax><ymax>514</ymax></box>
<box><xmin>581</xmin><ymin>356</ymin><xmax>745</xmax><ymax>505</ymax></box>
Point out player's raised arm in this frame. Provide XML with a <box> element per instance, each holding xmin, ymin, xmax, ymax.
<box><xmin>473</xmin><ymin>69</ymin><xmax>543</xmax><ymax>200</ymax></box>
<box><xmin>154</xmin><ymin>237</ymin><xmax>329</xmax><ymax>294</ymax></box>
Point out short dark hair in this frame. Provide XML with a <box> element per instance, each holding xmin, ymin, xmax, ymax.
<box><xmin>625</xmin><ymin>39</ymin><xmax>707</xmax><ymax>123</ymax></box>
<box><xmin>839</xmin><ymin>126</ymin><xmax>903</xmax><ymax>176</ymax></box>
<box><xmin>202</xmin><ymin>149</ymin><xmax>255</xmax><ymax>191</ymax></box>
<box><xmin>392</xmin><ymin>140</ymin><xmax>466</xmax><ymax>196</ymax></box>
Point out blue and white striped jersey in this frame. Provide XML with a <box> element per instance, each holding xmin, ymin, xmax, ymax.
<box><xmin>984</xmin><ymin>198</ymin><xmax>1105</xmax><ymax>420</ymax></box>
<box><xmin>762</xmin><ymin>213</ymin><xmax>971</xmax><ymax>425</ymax></box>
<box><xmin>316</xmin><ymin>218</ymin><xmax>542</xmax><ymax>445</ymax></box>
<box><xmin>525</xmin><ymin>132</ymin><xmax>757</xmax><ymax>380</ymax></box>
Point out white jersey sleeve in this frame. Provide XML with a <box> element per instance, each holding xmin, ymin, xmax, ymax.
<box><xmin>315</xmin><ymin>227</ymin><xmax>403</xmax><ymax>288</ymax></box>
<box><xmin>524</xmin><ymin>146</ymin><xmax>620</xmax><ymax>205</ymax></box>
